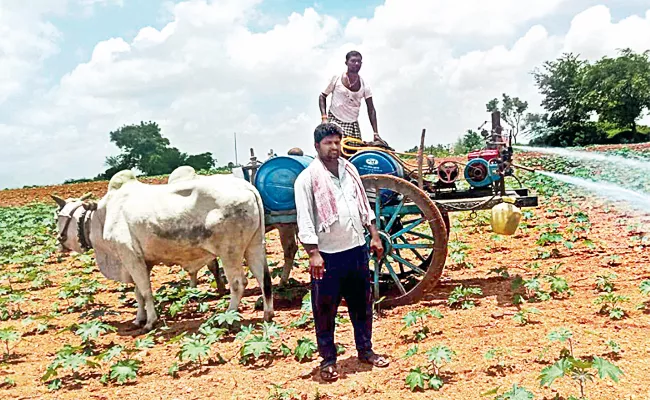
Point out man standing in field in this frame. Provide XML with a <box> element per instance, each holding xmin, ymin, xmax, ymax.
<box><xmin>294</xmin><ymin>123</ymin><xmax>390</xmax><ymax>382</ymax></box>
<box><xmin>319</xmin><ymin>51</ymin><xmax>385</xmax><ymax>145</ymax></box>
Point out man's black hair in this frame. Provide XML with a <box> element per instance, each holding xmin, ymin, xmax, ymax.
<box><xmin>346</xmin><ymin>50</ymin><xmax>362</xmax><ymax>61</ymax></box>
<box><xmin>314</xmin><ymin>123</ymin><xmax>343</xmax><ymax>143</ymax></box>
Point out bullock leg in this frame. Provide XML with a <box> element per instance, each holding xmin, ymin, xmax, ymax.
<box><xmin>277</xmin><ymin>224</ymin><xmax>298</xmax><ymax>287</ymax></box>
<box><xmin>207</xmin><ymin>259</ymin><xmax>227</xmax><ymax>296</ymax></box>
<box><xmin>220</xmin><ymin>252</ymin><xmax>248</xmax><ymax>314</ymax></box>
<box><xmin>245</xmin><ymin>242</ymin><xmax>274</xmax><ymax>322</ymax></box>
<box><xmin>127</xmin><ymin>261</ymin><xmax>158</xmax><ymax>332</ymax></box>
<box><xmin>133</xmin><ymin>287</ymin><xmax>147</xmax><ymax>327</ymax></box>
<box><xmin>189</xmin><ymin>271</ymin><xmax>199</xmax><ymax>288</ymax></box>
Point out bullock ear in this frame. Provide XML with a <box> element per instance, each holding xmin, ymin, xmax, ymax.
<box><xmin>79</xmin><ymin>192</ymin><xmax>93</xmax><ymax>201</ymax></box>
<box><xmin>50</xmin><ymin>195</ymin><xmax>67</xmax><ymax>209</ymax></box>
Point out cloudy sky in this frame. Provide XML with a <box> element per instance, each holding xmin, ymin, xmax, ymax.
<box><xmin>1</xmin><ymin>0</ymin><xmax>650</xmax><ymax>189</ymax></box>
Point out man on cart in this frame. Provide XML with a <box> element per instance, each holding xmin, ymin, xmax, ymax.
<box><xmin>318</xmin><ymin>50</ymin><xmax>390</xmax><ymax>153</ymax></box>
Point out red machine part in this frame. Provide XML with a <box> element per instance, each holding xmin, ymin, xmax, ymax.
<box><xmin>437</xmin><ymin>161</ymin><xmax>460</xmax><ymax>183</ymax></box>
<box><xmin>467</xmin><ymin>149</ymin><xmax>499</xmax><ymax>161</ymax></box>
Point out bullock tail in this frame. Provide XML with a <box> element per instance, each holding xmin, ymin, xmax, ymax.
<box><xmin>247</xmin><ymin>186</ymin><xmax>272</xmax><ymax>307</ymax></box>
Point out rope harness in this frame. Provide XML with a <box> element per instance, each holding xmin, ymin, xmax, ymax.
<box><xmin>57</xmin><ymin>202</ymin><xmax>96</xmax><ymax>253</ymax></box>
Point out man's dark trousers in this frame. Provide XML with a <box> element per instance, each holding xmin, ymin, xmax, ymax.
<box><xmin>311</xmin><ymin>244</ymin><xmax>373</xmax><ymax>367</ymax></box>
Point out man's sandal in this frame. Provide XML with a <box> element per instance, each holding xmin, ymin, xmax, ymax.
<box><xmin>320</xmin><ymin>364</ymin><xmax>339</xmax><ymax>382</ymax></box>
<box><xmin>359</xmin><ymin>353</ymin><xmax>390</xmax><ymax>368</ymax></box>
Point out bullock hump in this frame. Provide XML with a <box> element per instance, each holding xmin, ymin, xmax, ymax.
<box><xmin>168</xmin><ymin>166</ymin><xmax>198</xmax><ymax>183</ymax></box>
<box><xmin>108</xmin><ymin>170</ymin><xmax>138</xmax><ymax>191</ymax></box>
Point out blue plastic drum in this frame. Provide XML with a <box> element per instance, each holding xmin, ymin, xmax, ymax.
<box><xmin>349</xmin><ymin>150</ymin><xmax>404</xmax><ymax>204</ymax></box>
<box><xmin>254</xmin><ymin>155</ymin><xmax>314</xmax><ymax>212</ymax></box>
<box><xmin>349</xmin><ymin>150</ymin><xmax>405</xmax><ymax>178</ymax></box>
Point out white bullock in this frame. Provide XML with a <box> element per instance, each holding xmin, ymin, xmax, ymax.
<box><xmin>51</xmin><ymin>169</ymin><xmax>273</xmax><ymax>331</ymax></box>
<box><xmin>168</xmin><ymin>165</ymin><xmax>300</xmax><ymax>287</ymax></box>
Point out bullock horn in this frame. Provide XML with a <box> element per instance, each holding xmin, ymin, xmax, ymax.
<box><xmin>80</xmin><ymin>192</ymin><xmax>93</xmax><ymax>201</ymax></box>
<box><xmin>50</xmin><ymin>195</ymin><xmax>67</xmax><ymax>209</ymax></box>
<box><xmin>83</xmin><ymin>201</ymin><xmax>98</xmax><ymax>211</ymax></box>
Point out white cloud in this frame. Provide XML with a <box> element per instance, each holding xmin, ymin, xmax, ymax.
<box><xmin>564</xmin><ymin>6</ymin><xmax>650</xmax><ymax>60</ymax></box>
<box><xmin>1</xmin><ymin>1</ymin><xmax>650</xmax><ymax>188</ymax></box>
<box><xmin>346</xmin><ymin>0</ymin><xmax>568</xmax><ymax>40</ymax></box>
<box><xmin>0</xmin><ymin>4</ymin><xmax>62</xmax><ymax>103</ymax></box>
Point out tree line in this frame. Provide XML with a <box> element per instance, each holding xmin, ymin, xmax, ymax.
<box><xmin>96</xmin><ymin>121</ymin><xmax>218</xmax><ymax>180</ymax></box>
<box><xmin>64</xmin><ymin>122</ymin><xmax>224</xmax><ymax>184</ymax></box>
<box><xmin>528</xmin><ymin>48</ymin><xmax>650</xmax><ymax>146</ymax></box>
<box><xmin>412</xmin><ymin>48</ymin><xmax>650</xmax><ymax>155</ymax></box>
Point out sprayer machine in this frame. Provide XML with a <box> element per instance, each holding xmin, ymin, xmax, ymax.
<box><xmin>236</xmin><ymin>111</ymin><xmax>538</xmax><ymax>309</ymax></box>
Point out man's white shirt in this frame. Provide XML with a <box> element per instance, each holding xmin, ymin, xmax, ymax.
<box><xmin>294</xmin><ymin>158</ymin><xmax>376</xmax><ymax>254</ymax></box>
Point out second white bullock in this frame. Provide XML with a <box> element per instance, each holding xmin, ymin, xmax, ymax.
<box><xmin>167</xmin><ymin>165</ymin><xmax>300</xmax><ymax>287</ymax></box>
<box><xmin>51</xmin><ymin>169</ymin><xmax>273</xmax><ymax>331</ymax></box>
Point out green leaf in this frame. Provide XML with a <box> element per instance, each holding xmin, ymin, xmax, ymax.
<box><xmin>0</xmin><ymin>327</ymin><xmax>20</xmax><ymax>343</ymax></box>
<box><xmin>61</xmin><ymin>353</ymin><xmax>88</xmax><ymax>371</ymax></box>
<box><xmin>135</xmin><ymin>336</ymin><xmax>155</xmax><ymax>349</ymax></box>
<box><xmin>481</xmin><ymin>386</ymin><xmax>501</xmax><ymax>396</ymax></box>
<box><xmin>405</xmin><ymin>367</ymin><xmax>428</xmax><ymax>391</ymax></box>
<box><xmin>42</xmin><ymin>367</ymin><xmax>58</xmax><ymax>382</ymax></box>
<box><xmin>609</xmin><ymin>308</ymin><xmax>625</xmax><ymax>320</ymax></box>
<box><xmin>235</xmin><ymin>324</ymin><xmax>255</xmax><ymax>342</ymax></box>
<box><xmin>109</xmin><ymin>359</ymin><xmax>141</xmax><ymax>384</ymax></box>
<box><xmin>241</xmin><ymin>335</ymin><xmax>272</xmax><ymax>359</ymax></box>
<box><xmin>74</xmin><ymin>321</ymin><xmax>115</xmax><ymax>342</ymax></box>
<box><xmin>426</xmin><ymin>345</ymin><xmax>454</xmax><ymax>366</ymax></box>
<box><xmin>199</xmin><ymin>326</ymin><xmax>227</xmax><ymax>345</ymax></box>
<box><xmin>216</xmin><ymin>310</ymin><xmax>242</xmax><ymax>326</ymax></box>
<box><xmin>403</xmin><ymin>345</ymin><xmax>419</xmax><ymax>359</ymax></box>
<box><xmin>402</xmin><ymin>311</ymin><xmax>419</xmax><ymax>328</ymax></box>
<box><xmin>428</xmin><ymin>375</ymin><xmax>444</xmax><ymax>390</ymax></box>
<box><xmin>168</xmin><ymin>301</ymin><xmax>184</xmax><ymax>317</ymax></box>
<box><xmin>592</xmin><ymin>356</ymin><xmax>624</xmax><ymax>382</ymax></box>
<box><xmin>98</xmin><ymin>345</ymin><xmax>123</xmax><ymax>362</ymax></box>
<box><xmin>260</xmin><ymin>321</ymin><xmax>283</xmax><ymax>340</ymax></box>
<box><xmin>499</xmin><ymin>384</ymin><xmax>535</xmax><ymax>400</ymax></box>
<box><xmin>47</xmin><ymin>378</ymin><xmax>62</xmax><ymax>391</ymax></box>
<box><xmin>539</xmin><ymin>358</ymin><xmax>571</xmax><ymax>387</ymax></box>
<box><xmin>179</xmin><ymin>335</ymin><xmax>211</xmax><ymax>362</ymax></box>
<box><xmin>640</xmin><ymin>280</ymin><xmax>650</xmax><ymax>296</ymax></box>
<box><xmin>280</xmin><ymin>343</ymin><xmax>292</xmax><ymax>357</ymax></box>
<box><xmin>294</xmin><ymin>337</ymin><xmax>317</xmax><ymax>362</ymax></box>
<box><xmin>548</xmin><ymin>328</ymin><xmax>572</xmax><ymax>343</ymax></box>
<box><xmin>168</xmin><ymin>362</ymin><xmax>179</xmax><ymax>378</ymax></box>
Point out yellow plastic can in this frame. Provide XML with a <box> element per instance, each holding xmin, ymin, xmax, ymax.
<box><xmin>490</xmin><ymin>197</ymin><xmax>522</xmax><ymax>235</ymax></box>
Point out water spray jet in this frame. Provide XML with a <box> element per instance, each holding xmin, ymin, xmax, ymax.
<box><xmin>515</xmin><ymin>145</ymin><xmax>650</xmax><ymax>171</ymax></box>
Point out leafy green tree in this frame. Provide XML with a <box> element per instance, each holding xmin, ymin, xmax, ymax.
<box><xmin>186</xmin><ymin>153</ymin><xmax>216</xmax><ymax>171</ymax></box>
<box><xmin>533</xmin><ymin>53</ymin><xmax>591</xmax><ymax>126</ymax></box>
<box><xmin>585</xmin><ymin>48</ymin><xmax>650</xmax><ymax>134</ymax></box>
<box><xmin>453</xmin><ymin>130</ymin><xmax>484</xmax><ymax>154</ymax></box>
<box><xmin>532</xmin><ymin>53</ymin><xmax>606</xmax><ymax>146</ymax></box>
<box><xmin>98</xmin><ymin>121</ymin><xmax>216</xmax><ymax>179</ymax></box>
<box><xmin>140</xmin><ymin>147</ymin><xmax>187</xmax><ymax>176</ymax></box>
<box><xmin>486</xmin><ymin>94</ymin><xmax>530</xmax><ymax>143</ymax></box>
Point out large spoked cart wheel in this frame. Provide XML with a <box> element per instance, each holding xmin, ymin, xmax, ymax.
<box><xmin>361</xmin><ymin>174</ymin><xmax>449</xmax><ymax>307</ymax></box>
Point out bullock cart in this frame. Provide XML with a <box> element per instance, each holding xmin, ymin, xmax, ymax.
<box><xmin>240</xmin><ymin>114</ymin><xmax>538</xmax><ymax>308</ymax></box>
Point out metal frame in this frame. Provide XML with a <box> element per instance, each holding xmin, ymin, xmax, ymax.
<box><xmin>249</xmin><ymin>114</ymin><xmax>539</xmax><ymax>308</ymax></box>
